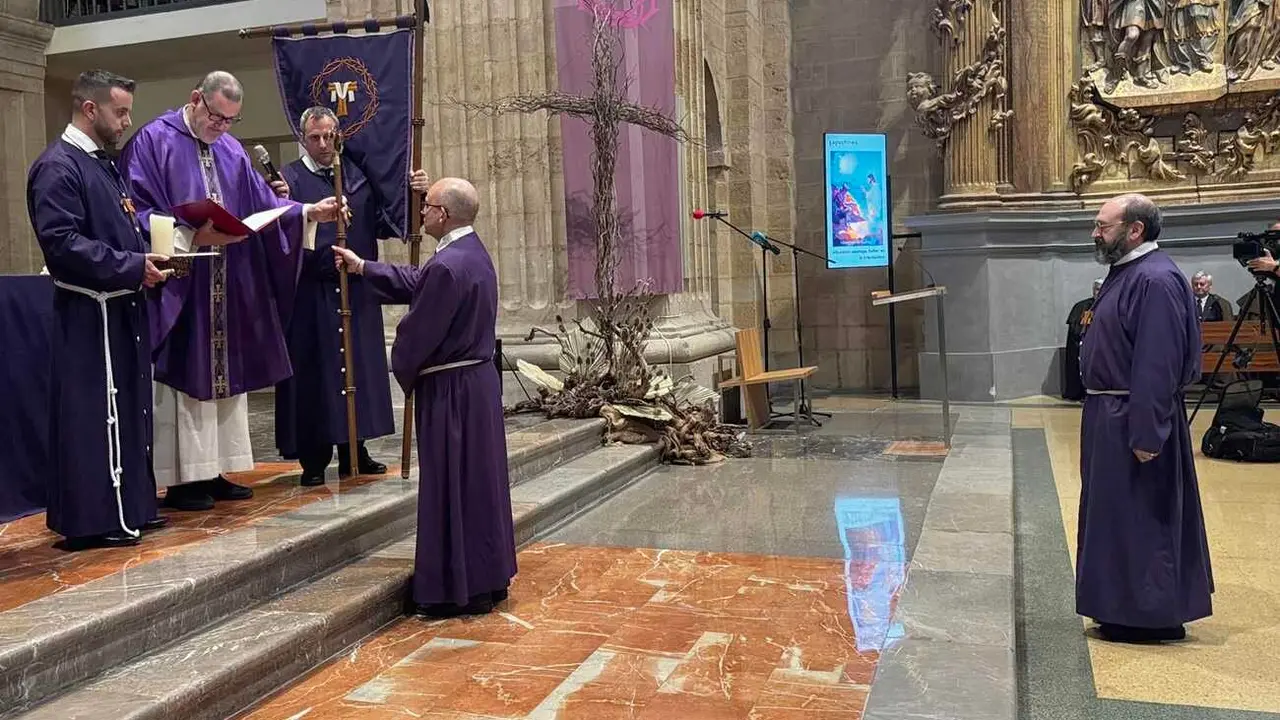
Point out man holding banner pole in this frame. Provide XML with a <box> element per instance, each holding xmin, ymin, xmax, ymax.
<box><xmin>275</xmin><ymin>105</ymin><xmax>430</xmax><ymax>484</ymax></box>
<box><xmin>263</xmin><ymin>14</ymin><xmax>426</xmax><ymax>479</ymax></box>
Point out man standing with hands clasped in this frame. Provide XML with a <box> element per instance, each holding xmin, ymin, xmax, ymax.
<box><xmin>333</xmin><ymin>177</ymin><xmax>516</xmax><ymax>617</ymax></box>
<box><xmin>27</xmin><ymin>69</ymin><xmax>172</xmax><ymax>550</ymax></box>
<box><xmin>1076</xmin><ymin>192</ymin><xmax>1214</xmax><ymax>643</ymax></box>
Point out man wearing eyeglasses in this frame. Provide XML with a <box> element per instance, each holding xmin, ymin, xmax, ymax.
<box><xmin>119</xmin><ymin>71</ymin><xmax>344</xmax><ymax>512</ymax></box>
<box><xmin>1075</xmin><ymin>193</ymin><xmax>1213</xmax><ymax>644</ymax></box>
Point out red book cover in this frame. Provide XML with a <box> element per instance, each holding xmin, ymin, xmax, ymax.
<box><xmin>170</xmin><ymin>199</ymin><xmax>290</xmax><ymax>238</ymax></box>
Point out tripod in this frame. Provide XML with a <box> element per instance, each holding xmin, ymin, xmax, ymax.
<box><xmin>1190</xmin><ymin>273</ymin><xmax>1280</xmax><ymax>424</ymax></box>
<box><xmin>755</xmin><ymin>230</ymin><xmax>833</xmax><ymax>427</ymax></box>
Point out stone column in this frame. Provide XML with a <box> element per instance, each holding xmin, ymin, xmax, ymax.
<box><xmin>0</xmin><ymin>2</ymin><xmax>54</xmax><ymax>275</ymax></box>
<box><xmin>938</xmin><ymin>0</ymin><xmax>1003</xmax><ymax>209</ymax></box>
<box><xmin>1008</xmin><ymin>0</ymin><xmax>1074</xmax><ymax>195</ymax></box>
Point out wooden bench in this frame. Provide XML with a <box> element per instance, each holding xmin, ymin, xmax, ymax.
<box><xmin>719</xmin><ymin>328</ymin><xmax>818</xmax><ymax>430</ymax></box>
<box><xmin>1200</xmin><ymin>321</ymin><xmax>1280</xmax><ymax>373</ymax></box>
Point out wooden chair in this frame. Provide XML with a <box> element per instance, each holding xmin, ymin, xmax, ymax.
<box><xmin>1200</xmin><ymin>321</ymin><xmax>1280</xmax><ymax>374</ymax></box>
<box><xmin>719</xmin><ymin>328</ymin><xmax>818</xmax><ymax>430</ymax></box>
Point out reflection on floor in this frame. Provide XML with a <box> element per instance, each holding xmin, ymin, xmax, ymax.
<box><xmin>1025</xmin><ymin>405</ymin><xmax>1280</xmax><ymax>715</ymax></box>
<box><xmin>0</xmin><ymin>463</ymin><xmax>406</xmax><ymax>613</ymax></box>
<box><xmin>242</xmin><ymin>543</ymin><xmax>881</xmax><ymax>720</ymax></box>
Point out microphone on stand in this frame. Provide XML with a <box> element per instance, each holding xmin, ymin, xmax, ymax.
<box><xmin>750</xmin><ymin>230</ymin><xmax>782</xmax><ymax>256</ymax></box>
<box><xmin>252</xmin><ymin>145</ymin><xmax>283</xmax><ymax>183</ymax></box>
<box><xmin>894</xmin><ymin>235</ymin><xmax>937</xmax><ymax>287</ymax></box>
<box><xmin>692</xmin><ymin>209</ymin><xmax>728</xmax><ymax>220</ymax></box>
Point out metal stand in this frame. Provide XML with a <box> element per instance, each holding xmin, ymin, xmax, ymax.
<box><xmin>1190</xmin><ymin>275</ymin><xmax>1280</xmax><ymax>424</ymax></box>
<box><xmin>872</xmin><ymin>286</ymin><xmax>952</xmax><ymax>447</ymax></box>
<box><xmin>755</xmin><ymin>231</ymin><xmax>832</xmax><ymax>428</ymax></box>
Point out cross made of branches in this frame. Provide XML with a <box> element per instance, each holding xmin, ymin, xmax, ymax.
<box><xmin>458</xmin><ymin>1</ymin><xmax>689</xmax><ymax>370</ymax></box>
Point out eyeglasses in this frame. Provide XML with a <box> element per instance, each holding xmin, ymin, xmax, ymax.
<box><xmin>1093</xmin><ymin>220</ymin><xmax>1126</xmax><ymax>231</ymax></box>
<box><xmin>200</xmin><ymin>92</ymin><xmax>241</xmax><ymax>127</ymax></box>
<box><xmin>424</xmin><ymin>203</ymin><xmax>449</xmax><ymax>221</ymax></box>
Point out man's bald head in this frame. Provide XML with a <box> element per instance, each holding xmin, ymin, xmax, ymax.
<box><xmin>431</xmin><ymin>178</ymin><xmax>479</xmax><ymax>223</ymax></box>
<box><xmin>422</xmin><ymin>177</ymin><xmax>480</xmax><ymax>239</ymax></box>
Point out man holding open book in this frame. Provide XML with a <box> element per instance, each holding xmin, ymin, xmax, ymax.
<box><xmin>119</xmin><ymin>70</ymin><xmax>343</xmax><ymax>512</ymax></box>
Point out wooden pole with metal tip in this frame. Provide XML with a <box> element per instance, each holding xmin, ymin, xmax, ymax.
<box><xmin>400</xmin><ymin>3</ymin><xmax>428</xmax><ymax>480</ymax></box>
<box><xmin>332</xmin><ymin>134</ymin><xmax>361</xmax><ymax>474</ymax></box>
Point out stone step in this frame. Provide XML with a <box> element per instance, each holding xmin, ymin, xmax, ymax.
<box><xmin>9</xmin><ymin>443</ymin><xmax>660</xmax><ymax>720</ymax></box>
<box><xmin>0</xmin><ymin>417</ymin><xmax>604</xmax><ymax>716</ymax></box>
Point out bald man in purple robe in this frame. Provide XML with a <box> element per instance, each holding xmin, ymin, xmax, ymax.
<box><xmin>1077</xmin><ymin>193</ymin><xmax>1213</xmax><ymax>643</ymax></box>
<box><xmin>334</xmin><ymin>178</ymin><xmax>516</xmax><ymax>617</ymax></box>
<box><xmin>119</xmin><ymin>71</ymin><xmax>342</xmax><ymax>512</ymax></box>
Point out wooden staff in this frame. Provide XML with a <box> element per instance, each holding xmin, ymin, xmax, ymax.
<box><xmin>333</xmin><ymin>134</ymin><xmax>361</xmax><ymax>474</ymax></box>
<box><xmin>401</xmin><ymin>4</ymin><xmax>428</xmax><ymax>480</ymax></box>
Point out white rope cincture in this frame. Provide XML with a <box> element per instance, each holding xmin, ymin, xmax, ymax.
<box><xmin>53</xmin><ymin>280</ymin><xmax>141</xmax><ymax>539</ymax></box>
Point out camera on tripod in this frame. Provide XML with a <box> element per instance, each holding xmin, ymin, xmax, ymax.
<box><xmin>1233</xmin><ymin>229</ymin><xmax>1280</xmax><ymax>269</ymax></box>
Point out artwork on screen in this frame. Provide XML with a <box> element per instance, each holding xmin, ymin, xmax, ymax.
<box><xmin>825</xmin><ymin>133</ymin><xmax>890</xmax><ymax>270</ymax></box>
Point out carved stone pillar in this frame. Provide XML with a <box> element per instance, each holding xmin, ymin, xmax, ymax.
<box><xmin>0</xmin><ymin>4</ymin><xmax>54</xmax><ymax>274</ymax></box>
<box><xmin>1008</xmin><ymin>0</ymin><xmax>1073</xmax><ymax>195</ymax></box>
<box><xmin>938</xmin><ymin>0</ymin><xmax>1004</xmax><ymax>208</ymax></box>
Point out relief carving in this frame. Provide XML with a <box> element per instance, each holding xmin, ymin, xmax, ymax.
<box><xmin>908</xmin><ymin>19</ymin><xmax>1009</xmax><ymax>149</ymax></box>
<box><xmin>1069</xmin><ymin>75</ymin><xmax>1280</xmax><ymax>191</ymax></box>
<box><xmin>932</xmin><ymin>0</ymin><xmax>975</xmax><ymax>43</ymax></box>
<box><xmin>1226</xmin><ymin>0</ymin><xmax>1280</xmax><ymax>82</ymax></box>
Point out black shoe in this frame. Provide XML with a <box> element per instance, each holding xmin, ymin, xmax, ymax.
<box><xmin>414</xmin><ymin>593</ymin><xmax>497</xmax><ymax>618</ymax></box>
<box><xmin>338</xmin><ymin>443</ymin><xmax>387</xmax><ymax>476</ymax></box>
<box><xmin>299</xmin><ymin>469</ymin><xmax>327</xmax><ymax>487</ymax></box>
<box><xmin>207</xmin><ymin>475</ymin><xmax>253</xmax><ymax>501</ymax></box>
<box><xmin>141</xmin><ymin>516</ymin><xmax>170</xmax><ymax>531</ymax></box>
<box><xmin>1096</xmin><ymin>623</ymin><xmax>1186</xmax><ymax>643</ymax></box>
<box><xmin>491</xmin><ymin>588</ymin><xmax>509</xmax><ymax>604</ymax></box>
<box><xmin>60</xmin><ymin>531</ymin><xmax>141</xmax><ymax>552</ymax></box>
<box><xmin>164</xmin><ymin>485</ymin><xmax>215</xmax><ymax>511</ymax></box>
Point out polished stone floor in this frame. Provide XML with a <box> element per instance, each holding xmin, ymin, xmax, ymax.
<box><xmin>242</xmin><ymin>400</ymin><xmax>1018</xmax><ymax>720</ymax></box>
<box><xmin>1014</xmin><ymin>405</ymin><xmax>1280</xmax><ymax>719</ymax></box>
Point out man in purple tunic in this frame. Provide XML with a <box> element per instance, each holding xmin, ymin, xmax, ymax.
<box><xmin>26</xmin><ymin>70</ymin><xmax>172</xmax><ymax>549</ymax></box>
<box><xmin>274</xmin><ymin>106</ymin><xmax>430</xmax><ymax>485</ymax></box>
<box><xmin>119</xmin><ymin>71</ymin><xmax>342</xmax><ymax>511</ymax></box>
<box><xmin>1078</xmin><ymin>192</ymin><xmax>1214</xmax><ymax>643</ymax></box>
<box><xmin>334</xmin><ymin>178</ymin><xmax>516</xmax><ymax>617</ymax></box>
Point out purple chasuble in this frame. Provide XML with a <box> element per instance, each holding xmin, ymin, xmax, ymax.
<box><xmin>26</xmin><ymin>139</ymin><xmax>159</xmax><ymax>538</ymax></box>
<box><xmin>362</xmin><ymin>233</ymin><xmax>517</xmax><ymax>606</ymax></box>
<box><xmin>118</xmin><ymin>108</ymin><xmax>309</xmax><ymax>401</ymax></box>
<box><xmin>1077</xmin><ymin>248</ymin><xmax>1214</xmax><ymax>628</ymax></box>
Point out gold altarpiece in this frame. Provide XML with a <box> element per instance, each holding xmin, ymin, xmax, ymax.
<box><xmin>908</xmin><ymin>0</ymin><xmax>1280</xmax><ymax>208</ymax></box>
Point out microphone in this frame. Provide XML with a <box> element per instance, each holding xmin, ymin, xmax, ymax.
<box><xmin>895</xmin><ymin>236</ymin><xmax>937</xmax><ymax>288</ymax></box>
<box><xmin>750</xmin><ymin>230</ymin><xmax>782</xmax><ymax>256</ymax></box>
<box><xmin>252</xmin><ymin>144</ymin><xmax>282</xmax><ymax>183</ymax></box>
<box><xmin>692</xmin><ymin>209</ymin><xmax>727</xmax><ymax>220</ymax></box>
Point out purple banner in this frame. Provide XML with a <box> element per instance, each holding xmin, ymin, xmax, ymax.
<box><xmin>555</xmin><ymin>0</ymin><xmax>682</xmax><ymax>299</ymax></box>
<box><xmin>271</xmin><ymin>28</ymin><xmax>414</xmax><ymax>238</ymax></box>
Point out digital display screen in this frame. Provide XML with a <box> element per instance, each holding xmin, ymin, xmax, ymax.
<box><xmin>824</xmin><ymin>133</ymin><xmax>890</xmax><ymax>270</ymax></box>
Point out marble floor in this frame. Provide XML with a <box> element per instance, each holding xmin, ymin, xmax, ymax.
<box><xmin>239</xmin><ymin>400</ymin><xmax>992</xmax><ymax>720</ymax></box>
<box><xmin>1015</xmin><ymin>404</ymin><xmax>1280</xmax><ymax>719</ymax></box>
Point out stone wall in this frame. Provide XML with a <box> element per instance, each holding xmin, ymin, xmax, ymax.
<box><xmin>789</xmin><ymin>0</ymin><xmax>942</xmax><ymax>392</ymax></box>
<box><xmin>0</xmin><ymin>0</ymin><xmax>52</xmax><ymax>275</ymax></box>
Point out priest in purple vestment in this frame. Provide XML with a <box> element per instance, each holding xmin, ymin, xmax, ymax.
<box><xmin>118</xmin><ymin>71</ymin><xmax>342</xmax><ymax>512</ymax></box>
<box><xmin>334</xmin><ymin>178</ymin><xmax>516</xmax><ymax>617</ymax></box>
<box><xmin>1077</xmin><ymin>193</ymin><xmax>1214</xmax><ymax>643</ymax></box>
<box><xmin>26</xmin><ymin>70</ymin><xmax>173</xmax><ymax>550</ymax></box>
<box><xmin>274</xmin><ymin>106</ymin><xmax>430</xmax><ymax>485</ymax></box>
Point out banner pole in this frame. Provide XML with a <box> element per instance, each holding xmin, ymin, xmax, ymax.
<box><xmin>400</xmin><ymin>3</ymin><xmax>428</xmax><ymax>480</ymax></box>
<box><xmin>332</xmin><ymin>135</ymin><xmax>361</xmax><ymax>476</ymax></box>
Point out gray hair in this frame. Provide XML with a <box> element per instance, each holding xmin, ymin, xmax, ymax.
<box><xmin>1193</xmin><ymin>270</ymin><xmax>1212</xmax><ymax>283</ymax></box>
<box><xmin>72</xmin><ymin>69</ymin><xmax>135</xmax><ymax>108</ymax></box>
<box><xmin>1116</xmin><ymin>193</ymin><xmax>1163</xmax><ymax>243</ymax></box>
<box><xmin>299</xmin><ymin>105</ymin><xmax>338</xmax><ymax>131</ymax></box>
<box><xmin>437</xmin><ymin>179</ymin><xmax>480</xmax><ymax>223</ymax></box>
<box><xmin>197</xmin><ymin>71</ymin><xmax>243</xmax><ymax>103</ymax></box>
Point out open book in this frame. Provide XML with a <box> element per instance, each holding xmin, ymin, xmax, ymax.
<box><xmin>172</xmin><ymin>198</ymin><xmax>291</xmax><ymax>237</ymax></box>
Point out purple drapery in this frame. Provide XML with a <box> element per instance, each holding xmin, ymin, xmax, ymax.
<box><xmin>554</xmin><ymin>0</ymin><xmax>683</xmax><ymax>299</ymax></box>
